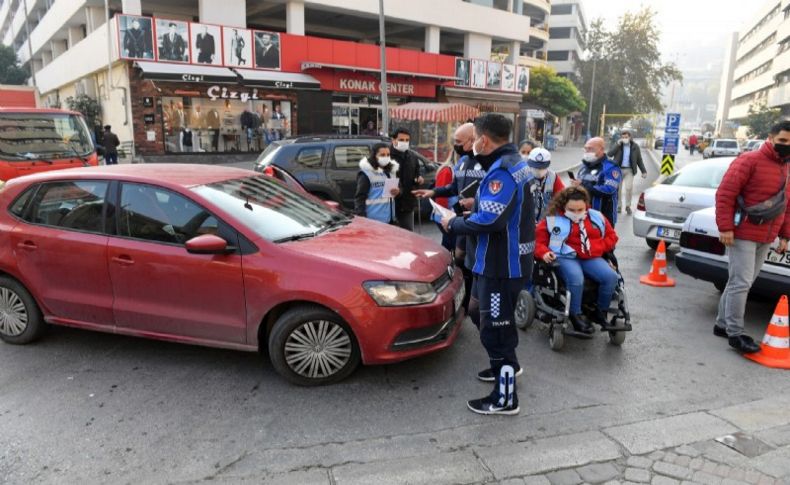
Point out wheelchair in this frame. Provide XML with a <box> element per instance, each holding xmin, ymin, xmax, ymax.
<box><xmin>515</xmin><ymin>253</ymin><xmax>632</xmax><ymax>351</ymax></box>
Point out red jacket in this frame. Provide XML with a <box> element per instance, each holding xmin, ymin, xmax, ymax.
<box><xmin>715</xmin><ymin>141</ymin><xmax>790</xmax><ymax>243</ymax></box>
<box><xmin>535</xmin><ymin>210</ymin><xmax>619</xmax><ymax>260</ymax></box>
<box><xmin>434</xmin><ymin>165</ymin><xmax>453</xmax><ymax>208</ymax></box>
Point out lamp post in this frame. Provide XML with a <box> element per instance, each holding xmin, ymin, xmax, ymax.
<box><xmin>586</xmin><ymin>57</ymin><xmax>596</xmax><ymax>140</ymax></box>
<box><xmin>378</xmin><ymin>0</ymin><xmax>390</xmax><ymax>135</ymax></box>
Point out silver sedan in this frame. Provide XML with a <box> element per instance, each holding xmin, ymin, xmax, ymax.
<box><xmin>633</xmin><ymin>157</ymin><xmax>735</xmax><ymax>250</ymax></box>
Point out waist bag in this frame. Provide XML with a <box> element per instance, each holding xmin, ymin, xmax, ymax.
<box><xmin>737</xmin><ymin>171</ymin><xmax>789</xmax><ymax>225</ymax></box>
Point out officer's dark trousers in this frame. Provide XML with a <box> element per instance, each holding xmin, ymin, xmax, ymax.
<box><xmin>473</xmin><ymin>275</ymin><xmax>525</xmax><ymax>384</ymax></box>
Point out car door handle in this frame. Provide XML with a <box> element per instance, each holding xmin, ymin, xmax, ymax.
<box><xmin>111</xmin><ymin>255</ymin><xmax>135</xmax><ymax>266</ymax></box>
<box><xmin>17</xmin><ymin>241</ymin><xmax>37</xmax><ymax>251</ymax></box>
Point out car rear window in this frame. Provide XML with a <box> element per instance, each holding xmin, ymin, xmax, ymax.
<box><xmin>717</xmin><ymin>141</ymin><xmax>738</xmax><ymax>148</ymax></box>
<box><xmin>334</xmin><ymin>145</ymin><xmax>370</xmax><ymax>169</ymax></box>
<box><xmin>663</xmin><ymin>161</ymin><xmax>732</xmax><ymax>189</ymax></box>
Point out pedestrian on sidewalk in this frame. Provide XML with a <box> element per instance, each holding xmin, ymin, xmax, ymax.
<box><xmin>689</xmin><ymin>133</ymin><xmax>699</xmax><ymax>155</ymax></box>
<box><xmin>607</xmin><ymin>128</ymin><xmax>646</xmax><ymax>215</ymax></box>
<box><xmin>441</xmin><ymin>114</ymin><xmax>535</xmax><ymax>416</ymax></box>
<box><xmin>714</xmin><ymin>120</ymin><xmax>790</xmax><ymax>354</ymax></box>
<box><xmin>574</xmin><ymin>137</ymin><xmax>621</xmax><ymax>226</ymax></box>
<box><xmin>390</xmin><ymin>127</ymin><xmax>423</xmax><ymax>231</ymax></box>
<box><xmin>102</xmin><ymin>125</ymin><xmax>120</xmax><ymax>165</ymax></box>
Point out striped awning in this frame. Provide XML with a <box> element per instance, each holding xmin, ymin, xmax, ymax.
<box><xmin>389</xmin><ymin>103</ymin><xmax>479</xmax><ymax>123</ymax></box>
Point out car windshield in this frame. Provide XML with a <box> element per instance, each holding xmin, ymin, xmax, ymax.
<box><xmin>663</xmin><ymin>160</ymin><xmax>732</xmax><ymax>189</ymax></box>
<box><xmin>0</xmin><ymin>112</ymin><xmax>94</xmax><ymax>161</ymax></box>
<box><xmin>192</xmin><ymin>175</ymin><xmax>348</xmax><ymax>242</ymax></box>
<box><xmin>717</xmin><ymin>140</ymin><xmax>738</xmax><ymax>149</ymax></box>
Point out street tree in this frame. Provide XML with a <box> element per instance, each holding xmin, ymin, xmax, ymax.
<box><xmin>0</xmin><ymin>45</ymin><xmax>30</xmax><ymax>85</ymax></box>
<box><xmin>66</xmin><ymin>94</ymin><xmax>102</xmax><ymax>129</ymax></box>
<box><xmin>525</xmin><ymin>66</ymin><xmax>586</xmax><ymax>117</ymax></box>
<box><xmin>577</xmin><ymin>7</ymin><xmax>682</xmax><ymax>135</ymax></box>
<box><xmin>745</xmin><ymin>102</ymin><xmax>782</xmax><ymax>138</ymax></box>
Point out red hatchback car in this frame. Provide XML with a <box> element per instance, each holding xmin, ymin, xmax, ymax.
<box><xmin>0</xmin><ymin>164</ymin><xmax>464</xmax><ymax>385</ymax></box>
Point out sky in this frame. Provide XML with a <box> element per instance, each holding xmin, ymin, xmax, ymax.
<box><xmin>579</xmin><ymin>0</ymin><xmax>759</xmax><ymax>67</ymax></box>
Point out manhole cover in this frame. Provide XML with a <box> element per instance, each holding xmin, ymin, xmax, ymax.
<box><xmin>715</xmin><ymin>432</ymin><xmax>774</xmax><ymax>458</ymax></box>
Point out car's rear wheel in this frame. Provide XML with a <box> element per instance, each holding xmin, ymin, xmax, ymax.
<box><xmin>268</xmin><ymin>305</ymin><xmax>360</xmax><ymax>386</ymax></box>
<box><xmin>0</xmin><ymin>276</ymin><xmax>45</xmax><ymax>345</ymax></box>
<box><xmin>646</xmin><ymin>239</ymin><xmax>670</xmax><ymax>251</ymax></box>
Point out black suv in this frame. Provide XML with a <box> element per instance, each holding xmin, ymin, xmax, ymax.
<box><xmin>253</xmin><ymin>135</ymin><xmax>438</xmax><ymax>215</ymax></box>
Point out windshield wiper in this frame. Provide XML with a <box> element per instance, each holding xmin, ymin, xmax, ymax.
<box><xmin>272</xmin><ymin>232</ymin><xmax>319</xmax><ymax>243</ymax></box>
<box><xmin>67</xmin><ymin>143</ymin><xmax>91</xmax><ymax>167</ymax></box>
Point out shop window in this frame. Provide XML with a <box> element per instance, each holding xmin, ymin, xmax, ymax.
<box><xmin>296</xmin><ymin>147</ymin><xmax>324</xmax><ymax>168</ymax></box>
<box><xmin>333</xmin><ymin>145</ymin><xmax>370</xmax><ymax>169</ymax></box>
<box><xmin>161</xmin><ymin>96</ymin><xmax>292</xmax><ymax>154</ymax></box>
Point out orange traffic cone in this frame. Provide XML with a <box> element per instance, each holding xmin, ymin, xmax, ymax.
<box><xmin>639</xmin><ymin>239</ymin><xmax>676</xmax><ymax>287</ymax></box>
<box><xmin>745</xmin><ymin>295</ymin><xmax>790</xmax><ymax>369</ymax></box>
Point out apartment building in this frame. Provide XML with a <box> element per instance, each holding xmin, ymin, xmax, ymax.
<box><xmin>0</xmin><ymin>0</ymin><xmax>551</xmax><ymax>160</ymax></box>
<box><xmin>546</xmin><ymin>0</ymin><xmax>586</xmax><ymax>78</ymax></box>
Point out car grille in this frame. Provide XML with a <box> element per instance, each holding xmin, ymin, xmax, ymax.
<box><xmin>391</xmin><ymin>312</ymin><xmax>459</xmax><ymax>350</ymax></box>
<box><xmin>431</xmin><ymin>265</ymin><xmax>454</xmax><ymax>293</ymax></box>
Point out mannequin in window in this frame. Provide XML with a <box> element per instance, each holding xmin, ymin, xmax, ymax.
<box><xmin>180</xmin><ymin>127</ymin><xmax>194</xmax><ymax>152</ymax></box>
<box><xmin>206</xmin><ymin>108</ymin><xmax>220</xmax><ymax>151</ymax></box>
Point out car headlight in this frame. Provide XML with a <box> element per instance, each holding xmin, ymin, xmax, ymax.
<box><xmin>363</xmin><ymin>281</ymin><xmax>437</xmax><ymax>306</ymax></box>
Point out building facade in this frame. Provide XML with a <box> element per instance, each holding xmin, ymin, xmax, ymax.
<box><xmin>0</xmin><ymin>0</ymin><xmax>551</xmax><ymax>160</ymax></box>
<box><xmin>546</xmin><ymin>0</ymin><xmax>586</xmax><ymax>78</ymax></box>
<box><xmin>716</xmin><ymin>0</ymin><xmax>790</xmax><ymax>136</ymax></box>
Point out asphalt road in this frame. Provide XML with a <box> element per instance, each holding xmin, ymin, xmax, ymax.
<box><xmin>1</xmin><ymin>146</ymin><xmax>787</xmax><ymax>484</ymax></box>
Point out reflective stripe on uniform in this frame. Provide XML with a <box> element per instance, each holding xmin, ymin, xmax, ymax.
<box><xmin>366</xmin><ymin>197</ymin><xmax>391</xmax><ymax>206</ymax></box>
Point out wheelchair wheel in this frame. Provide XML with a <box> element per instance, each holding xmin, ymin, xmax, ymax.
<box><xmin>549</xmin><ymin>325</ymin><xmax>565</xmax><ymax>351</ymax></box>
<box><xmin>608</xmin><ymin>330</ymin><xmax>626</xmax><ymax>346</ymax></box>
<box><xmin>515</xmin><ymin>290</ymin><xmax>536</xmax><ymax>330</ymax></box>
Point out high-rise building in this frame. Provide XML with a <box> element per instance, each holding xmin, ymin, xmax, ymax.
<box><xmin>546</xmin><ymin>0</ymin><xmax>586</xmax><ymax>78</ymax></box>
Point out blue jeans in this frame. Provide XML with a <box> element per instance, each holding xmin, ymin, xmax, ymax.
<box><xmin>556</xmin><ymin>256</ymin><xmax>618</xmax><ymax>315</ymax></box>
<box><xmin>105</xmin><ymin>152</ymin><xmax>118</xmax><ymax>165</ymax></box>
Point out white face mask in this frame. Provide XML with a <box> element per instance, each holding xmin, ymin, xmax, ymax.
<box><xmin>620</xmin><ymin>137</ymin><xmax>630</xmax><ymax>145</ymax></box>
<box><xmin>472</xmin><ymin>137</ymin><xmax>484</xmax><ymax>157</ymax></box>
<box><xmin>565</xmin><ymin>210</ymin><xmax>587</xmax><ymax>223</ymax></box>
<box><xmin>394</xmin><ymin>141</ymin><xmax>409</xmax><ymax>152</ymax></box>
<box><xmin>377</xmin><ymin>157</ymin><xmax>391</xmax><ymax>167</ymax></box>
<box><xmin>582</xmin><ymin>152</ymin><xmax>598</xmax><ymax>163</ymax></box>
<box><xmin>531</xmin><ymin>168</ymin><xmax>548</xmax><ymax>179</ymax></box>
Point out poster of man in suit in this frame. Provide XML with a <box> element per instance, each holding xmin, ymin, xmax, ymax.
<box><xmin>191</xmin><ymin>23</ymin><xmax>221</xmax><ymax>65</ymax></box>
<box><xmin>455</xmin><ymin>58</ymin><xmax>470</xmax><ymax>87</ymax></box>
<box><xmin>486</xmin><ymin>62</ymin><xmax>502</xmax><ymax>90</ymax></box>
<box><xmin>254</xmin><ymin>31</ymin><xmax>281</xmax><ymax>70</ymax></box>
<box><xmin>119</xmin><ymin>15</ymin><xmax>153</xmax><ymax>60</ymax></box>
<box><xmin>155</xmin><ymin>19</ymin><xmax>189</xmax><ymax>62</ymax></box>
<box><xmin>517</xmin><ymin>66</ymin><xmax>530</xmax><ymax>93</ymax></box>
<box><xmin>470</xmin><ymin>59</ymin><xmax>486</xmax><ymax>89</ymax></box>
<box><xmin>223</xmin><ymin>27</ymin><xmax>252</xmax><ymax>67</ymax></box>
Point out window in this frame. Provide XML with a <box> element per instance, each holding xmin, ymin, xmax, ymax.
<box><xmin>663</xmin><ymin>161</ymin><xmax>732</xmax><ymax>189</ymax></box>
<box><xmin>547</xmin><ymin>50</ymin><xmax>570</xmax><ymax>61</ymax></box>
<box><xmin>295</xmin><ymin>147</ymin><xmax>324</xmax><ymax>168</ymax></box>
<box><xmin>119</xmin><ymin>183</ymin><xmax>219</xmax><ymax>245</ymax></box>
<box><xmin>716</xmin><ymin>140</ymin><xmax>738</xmax><ymax>149</ymax></box>
<box><xmin>333</xmin><ymin>145</ymin><xmax>369</xmax><ymax>169</ymax></box>
<box><xmin>549</xmin><ymin>27</ymin><xmax>572</xmax><ymax>39</ymax></box>
<box><xmin>27</xmin><ymin>181</ymin><xmax>109</xmax><ymax>233</ymax></box>
<box><xmin>551</xmin><ymin>4</ymin><xmax>573</xmax><ymax>15</ymax></box>
<box><xmin>9</xmin><ymin>187</ymin><xmax>34</xmax><ymax>218</ymax></box>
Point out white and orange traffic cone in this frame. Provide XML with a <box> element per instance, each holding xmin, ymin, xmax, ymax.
<box><xmin>639</xmin><ymin>239</ymin><xmax>675</xmax><ymax>287</ymax></box>
<box><xmin>745</xmin><ymin>295</ymin><xmax>790</xmax><ymax>369</ymax></box>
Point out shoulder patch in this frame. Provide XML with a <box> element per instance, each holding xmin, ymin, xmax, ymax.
<box><xmin>489</xmin><ymin>180</ymin><xmax>503</xmax><ymax>194</ymax></box>
<box><xmin>612</xmin><ymin>170</ymin><xmax>620</xmax><ymax>179</ymax></box>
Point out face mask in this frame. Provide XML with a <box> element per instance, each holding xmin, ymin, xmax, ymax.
<box><xmin>582</xmin><ymin>152</ymin><xmax>598</xmax><ymax>163</ymax></box>
<box><xmin>377</xmin><ymin>157</ymin><xmax>391</xmax><ymax>167</ymax></box>
<box><xmin>531</xmin><ymin>168</ymin><xmax>548</xmax><ymax>179</ymax></box>
<box><xmin>621</xmin><ymin>138</ymin><xmax>630</xmax><ymax>145</ymax></box>
<box><xmin>472</xmin><ymin>138</ymin><xmax>481</xmax><ymax>157</ymax></box>
<box><xmin>454</xmin><ymin>144</ymin><xmax>467</xmax><ymax>156</ymax></box>
<box><xmin>394</xmin><ymin>141</ymin><xmax>409</xmax><ymax>152</ymax></box>
<box><xmin>774</xmin><ymin>143</ymin><xmax>790</xmax><ymax>159</ymax></box>
<box><xmin>565</xmin><ymin>210</ymin><xmax>587</xmax><ymax>223</ymax></box>
<box><xmin>521</xmin><ymin>153</ymin><xmax>530</xmax><ymax>161</ymax></box>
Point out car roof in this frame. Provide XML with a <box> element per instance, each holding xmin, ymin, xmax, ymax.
<box><xmin>3</xmin><ymin>164</ymin><xmax>256</xmax><ymax>190</ymax></box>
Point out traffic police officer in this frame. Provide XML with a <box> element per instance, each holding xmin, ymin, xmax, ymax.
<box><xmin>441</xmin><ymin>114</ymin><xmax>535</xmax><ymax>416</ymax></box>
<box><xmin>574</xmin><ymin>136</ymin><xmax>621</xmax><ymax>225</ymax></box>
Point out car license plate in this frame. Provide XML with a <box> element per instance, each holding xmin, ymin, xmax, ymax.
<box><xmin>766</xmin><ymin>249</ymin><xmax>790</xmax><ymax>267</ymax></box>
<box><xmin>453</xmin><ymin>286</ymin><xmax>465</xmax><ymax>313</ymax></box>
<box><xmin>657</xmin><ymin>227</ymin><xmax>681</xmax><ymax>239</ymax></box>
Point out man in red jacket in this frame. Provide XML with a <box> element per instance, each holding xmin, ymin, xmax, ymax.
<box><xmin>714</xmin><ymin>121</ymin><xmax>790</xmax><ymax>353</ymax></box>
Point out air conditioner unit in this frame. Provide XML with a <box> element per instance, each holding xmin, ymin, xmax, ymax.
<box><xmin>45</xmin><ymin>93</ymin><xmax>60</xmax><ymax>108</ymax></box>
<box><xmin>75</xmin><ymin>78</ymin><xmax>96</xmax><ymax>97</ymax></box>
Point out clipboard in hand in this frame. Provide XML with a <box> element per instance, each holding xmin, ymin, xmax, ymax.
<box><xmin>460</xmin><ymin>180</ymin><xmax>480</xmax><ymax>198</ymax></box>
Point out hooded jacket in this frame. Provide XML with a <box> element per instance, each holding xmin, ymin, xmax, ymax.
<box><xmin>354</xmin><ymin>157</ymin><xmax>400</xmax><ymax>223</ymax></box>
<box><xmin>715</xmin><ymin>141</ymin><xmax>790</xmax><ymax>243</ymax></box>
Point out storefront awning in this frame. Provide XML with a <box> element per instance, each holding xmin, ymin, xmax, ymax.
<box><xmin>390</xmin><ymin>103</ymin><xmax>479</xmax><ymax>123</ymax></box>
<box><xmin>301</xmin><ymin>62</ymin><xmax>457</xmax><ymax>81</ymax></box>
<box><xmin>134</xmin><ymin>61</ymin><xmax>239</xmax><ymax>84</ymax></box>
<box><xmin>232</xmin><ymin>69</ymin><xmax>321</xmax><ymax>90</ymax></box>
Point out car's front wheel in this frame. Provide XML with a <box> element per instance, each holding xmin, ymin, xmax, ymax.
<box><xmin>0</xmin><ymin>276</ymin><xmax>45</xmax><ymax>345</ymax></box>
<box><xmin>268</xmin><ymin>305</ymin><xmax>360</xmax><ymax>386</ymax></box>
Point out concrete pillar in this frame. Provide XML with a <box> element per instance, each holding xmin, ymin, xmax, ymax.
<box><xmin>286</xmin><ymin>1</ymin><xmax>305</xmax><ymax>35</ymax></box>
<box><xmin>506</xmin><ymin>0</ymin><xmax>514</xmax><ymax>12</ymax></box>
<box><xmin>50</xmin><ymin>39</ymin><xmax>67</xmax><ymax>58</ymax></box>
<box><xmin>41</xmin><ymin>50</ymin><xmax>52</xmax><ymax>66</ymax></box>
<box><xmin>68</xmin><ymin>26</ymin><xmax>84</xmax><ymax>48</ymax></box>
<box><xmin>424</xmin><ymin>25</ymin><xmax>440</xmax><ymax>53</ymax></box>
<box><xmin>85</xmin><ymin>6</ymin><xmax>104</xmax><ymax>34</ymax></box>
<box><xmin>507</xmin><ymin>40</ymin><xmax>521</xmax><ymax>63</ymax></box>
<box><xmin>121</xmin><ymin>0</ymin><xmax>141</xmax><ymax>15</ymax></box>
<box><xmin>464</xmin><ymin>32</ymin><xmax>492</xmax><ymax>60</ymax></box>
<box><xmin>199</xmin><ymin>0</ymin><xmax>245</xmax><ymax>28</ymax></box>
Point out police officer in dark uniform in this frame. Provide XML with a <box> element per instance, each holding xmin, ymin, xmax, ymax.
<box><xmin>575</xmin><ymin>136</ymin><xmax>622</xmax><ymax>225</ymax></box>
<box><xmin>441</xmin><ymin>114</ymin><xmax>535</xmax><ymax>416</ymax></box>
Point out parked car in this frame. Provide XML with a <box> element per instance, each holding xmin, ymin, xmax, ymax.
<box><xmin>742</xmin><ymin>140</ymin><xmax>765</xmax><ymax>153</ymax></box>
<box><xmin>654</xmin><ymin>138</ymin><xmax>664</xmax><ymax>150</ymax></box>
<box><xmin>0</xmin><ymin>165</ymin><xmax>464</xmax><ymax>386</ymax></box>
<box><xmin>254</xmin><ymin>135</ymin><xmax>439</xmax><ymax>217</ymax></box>
<box><xmin>633</xmin><ymin>157</ymin><xmax>735</xmax><ymax>250</ymax></box>
<box><xmin>702</xmin><ymin>139</ymin><xmax>740</xmax><ymax>159</ymax></box>
<box><xmin>676</xmin><ymin>207</ymin><xmax>790</xmax><ymax>297</ymax></box>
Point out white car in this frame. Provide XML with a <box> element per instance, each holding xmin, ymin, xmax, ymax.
<box><xmin>703</xmin><ymin>139</ymin><xmax>740</xmax><ymax>159</ymax></box>
<box><xmin>633</xmin><ymin>157</ymin><xmax>735</xmax><ymax>250</ymax></box>
<box><xmin>742</xmin><ymin>140</ymin><xmax>764</xmax><ymax>153</ymax></box>
<box><xmin>676</xmin><ymin>206</ymin><xmax>790</xmax><ymax>297</ymax></box>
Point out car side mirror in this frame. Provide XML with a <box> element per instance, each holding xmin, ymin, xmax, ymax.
<box><xmin>185</xmin><ymin>234</ymin><xmax>231</xmax><ymax>254</ymax></box>
<box><xmin>323</xmin><ymin>200</ymin><xmax>340</xmax><ymax>210</ymax></box>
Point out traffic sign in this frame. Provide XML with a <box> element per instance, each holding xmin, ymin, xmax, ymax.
<box><xmin>663</xmin><ymin>135</ymin><xmax>680</xmax><ymax>155</ymax></box>
<box><xmin>665</xmin><ymin>112</ymin><xmax>681</xmax><ymax>134</ymax></box>
<box><xmin>661</xmin><ymin>154</ymin><xmax>675</xmax><ymax>176</ymax></box>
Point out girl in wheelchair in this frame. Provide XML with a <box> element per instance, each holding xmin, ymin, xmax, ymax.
<box><xmin>534</xmin><ymin>186</ymin><xmax>619</xmax><ymax>336</ymax></box>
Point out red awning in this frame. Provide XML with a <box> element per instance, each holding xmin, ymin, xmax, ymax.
<box><xmin>389</xmin><ymin>102</ymin><xmax>479</xmax><ymax>123</ymax></box>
